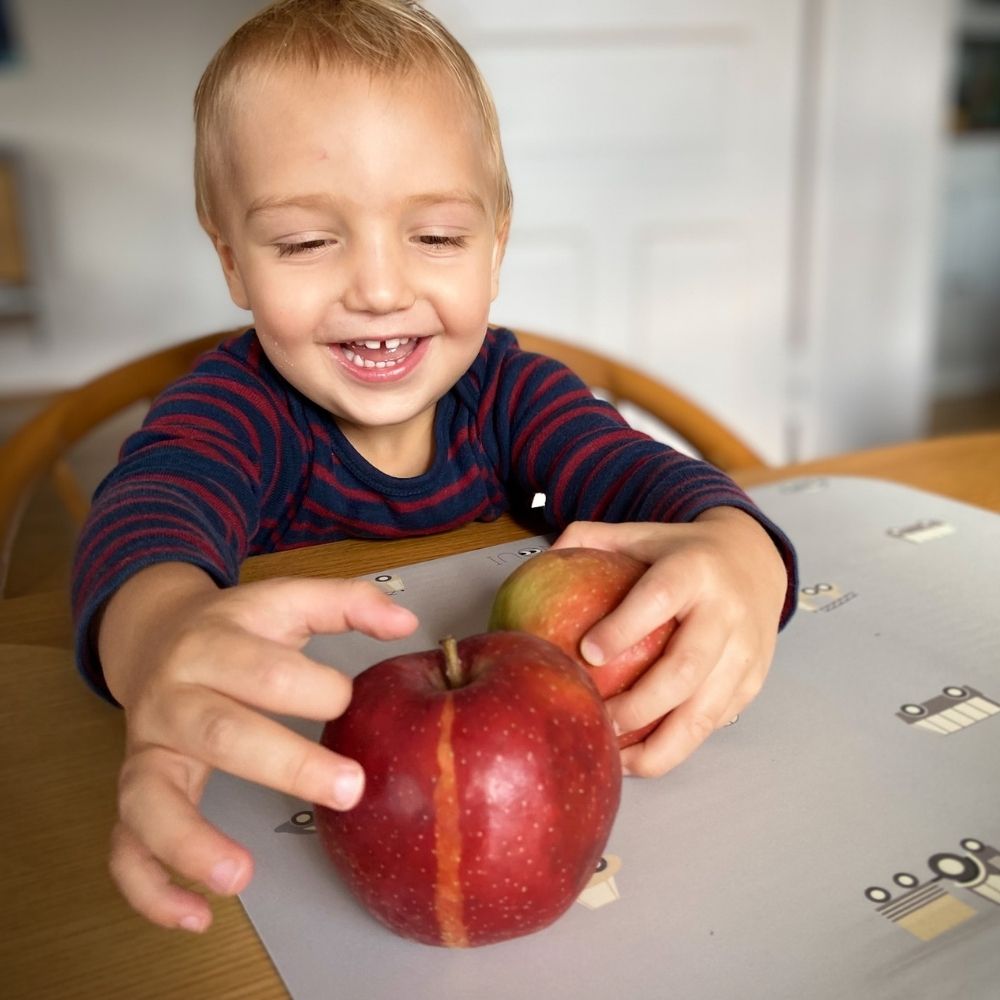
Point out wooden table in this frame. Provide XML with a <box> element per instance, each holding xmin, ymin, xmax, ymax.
<box><xmin>2</xmin><ymin>431</ymin><xmax>997</xmax><ymax>1000</ymax></box>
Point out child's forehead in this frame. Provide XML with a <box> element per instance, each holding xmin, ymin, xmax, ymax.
<box><xmin>232</xmin><ymin>59</ymin><xmax>475</xmax><ymax>123</ymax></box>
<box><xmin>224</xmin><ymin>62</ymin><xmax>491</xmax><ymax>162</ymax></box>
<box><xmin>216</xmin><ymin>60</ymin><xmax>500</xmax><ymax>221</ymax></box>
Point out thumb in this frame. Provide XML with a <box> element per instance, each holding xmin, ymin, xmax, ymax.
<box><xmin>579</xmin><ymin>571</ymin><xmax>677</xmax><ymax>667</ymax></box>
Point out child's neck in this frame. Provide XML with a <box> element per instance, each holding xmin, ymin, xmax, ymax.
<box><xmin>337</xmin><ymin>408</ymin><xmax>436</xmax><ymax>479</ymax></box>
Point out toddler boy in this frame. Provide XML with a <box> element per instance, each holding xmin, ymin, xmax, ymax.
<box><xmin>74</xmin><ymin>0</ymin><xmax>796</xmax><ymax>933</ymax></box>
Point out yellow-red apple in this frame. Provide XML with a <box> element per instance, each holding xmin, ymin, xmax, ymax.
<box><xmin>488</xmin><ymin>547</ymin><xmax>677</xmax><ymax>747</ymax></box>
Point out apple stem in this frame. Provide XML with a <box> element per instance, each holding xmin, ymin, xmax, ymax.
<box><xmin>441</xmin><ymin>636</ymin><xmax>464</xmax><ymax>689</ymax></box>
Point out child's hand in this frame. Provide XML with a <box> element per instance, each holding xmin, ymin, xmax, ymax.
<box><xmin>97</xmin><ymin>564</ymin><xmax>418</xmax><ymax>933</ymax></box>
<box><xmin>552</xmin><ymin>508</ymin><xmax>787</xmax><ymax>777</ymax></box>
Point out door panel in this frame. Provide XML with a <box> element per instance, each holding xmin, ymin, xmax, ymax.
<box><xmin>433</xmin><ymin>1</ymin><xmax>802</xmax><ymax>461</ymax></box>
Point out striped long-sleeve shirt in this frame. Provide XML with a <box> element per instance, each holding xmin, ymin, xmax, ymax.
<box><xmin>72</xmin><ymin>326</ymin><xmax>797</xmax><ymax>701</ymax></box>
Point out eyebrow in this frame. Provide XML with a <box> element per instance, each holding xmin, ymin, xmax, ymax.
<box><xmin>405</xmin><ymin>190</ymin><xmax>488</xmax><ymax>215</ymax></box>
<box><xmin>245</xmin><ymin>189</ymin><xmax>487</xmax><ymax>222</ymax></box>
<box><xmin>245</xmin><ymin>193</ymin><xmax>336</xmax><ymax>222</ymax></box>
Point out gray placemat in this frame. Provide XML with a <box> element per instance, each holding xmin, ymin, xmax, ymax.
<box><xmin>203</xmin><ymin>475</ymin><xmax>1000</xmax><ymax>1000</ymax></box>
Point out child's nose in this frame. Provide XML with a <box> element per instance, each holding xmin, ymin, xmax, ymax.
<box><xmin>342</xmin><ymin>241</ymin><xmax>415</xmax><ymax>314</ymax></box>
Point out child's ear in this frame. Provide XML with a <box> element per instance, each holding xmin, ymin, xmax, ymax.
<box><xmin>490</xmin><ymin>218</ymin><xmax>510</xmax><ymax>301</ymax></box>
<box><xmin>210</xmin><ymin>233</ymin><xmax>251</xmax><ymax>311</ymax></box>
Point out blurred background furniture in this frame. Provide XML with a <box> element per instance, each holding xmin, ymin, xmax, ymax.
<box><xmin>0</xmin><ymin>149</ymin><xmax>35</xmax><ymax>320</ymax></box>
<box><xmin>0</xmin><ymin>328</ymin><xmax>235</xmax><ymax>596</ymax></box>
<box><xmin>513</xmin><ymin>330</ymin><xmax>765</xmax><ymax>471</ymax></box>
<box><xmin>0</xmin><ymin>325</ymin><xmax>764</xmax><ymax>598</ymax></box>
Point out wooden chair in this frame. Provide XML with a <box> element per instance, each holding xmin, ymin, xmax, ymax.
<box><xmin>514</xmin><ymin>329</ymin><xmax>765</xmax><ymax>472</ymax></box>
<box><xmin>0</xmin><ymin>328</ymin><xmax>242</xmax><ymax>596</ymax></box>
<box><xmin>0</xmin><ymin>325</ymin><xmax>764</xmax><ymax>597</ymax></box>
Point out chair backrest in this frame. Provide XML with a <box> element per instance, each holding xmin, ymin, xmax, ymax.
<box><xmin>513</xmin><ymin>329</ymin><xmax>765</xmax><ymax>472</ymax></box>
<box><xmin>0</xmin><ymin>324</ymin><xmax>764</xmax><ymax>596</ymax></box>
<box><xmin>0</xmin><ymin>328</ymin><xmax>239</xmax><ymax>595</ymax></box>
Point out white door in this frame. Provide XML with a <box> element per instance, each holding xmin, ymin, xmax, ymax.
<box><xmin>432</xmin><ymin>0</ymin><xmax>803</xmax><ymax>462</ymax></box>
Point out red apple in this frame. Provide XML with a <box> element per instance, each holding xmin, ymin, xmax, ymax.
<box><xmin>488</xmin><ymin>547</ymin><xmax>677</xmax><ymax>747</ymax></box>
<box><xmin>314</xmin><ymin>632</ymin><xmax>621</xmax><ymax>948</ymax></box>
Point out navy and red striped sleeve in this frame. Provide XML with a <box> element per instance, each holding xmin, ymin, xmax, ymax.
<box><xmin>70</xmin><ymin>336</ymin><xmax>294</xmax><ymax>702</ymax></box>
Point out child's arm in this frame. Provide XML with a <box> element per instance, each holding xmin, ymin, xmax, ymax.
<box><xmin>552</xmin><ymin>506</ymin><xmax>789</xmax><ymax>777</ymax></box>
<box><xmin>97</xmin><ymin>562</ymin><xmax>418</xmax><ymax>932</ymax></box>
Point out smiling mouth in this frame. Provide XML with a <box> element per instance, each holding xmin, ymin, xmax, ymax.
<box><xmin>340</xmin><ymin>337</ymin><xmax>419</xmax><ymax>369</ymax></box>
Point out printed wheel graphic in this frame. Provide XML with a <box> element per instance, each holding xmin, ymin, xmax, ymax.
<box><xmin>929</xmin><ymin>853</ymin><xmax>980</xmax><ymax>884</ymax></box>
<box><xmin>865</xmin><ymin>886</ymin><xmax>891</xmax><ymax>903</ymax></box>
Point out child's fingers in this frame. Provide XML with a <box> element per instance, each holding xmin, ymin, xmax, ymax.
<box><xmin>603</xmin><ymin>605</ymin><xmax>729</xmax><ymax>736</ymax></box>
<box><xmin>108</xmin><ymin>820</ymin><xmax>219</xmax><ymax>932</ymax></box>
<box><xmin>551</xmin><ymin>519</ymin><xmax>674</xmax><ymax>563</ymax></box>
<box><xmin>578</xmin><ymin>564</ymin><xmax>686</xmax><ymax>668</ymax></box>
<box><xmin>115</xmin><ymin>747</ymin><xmax>254</xmax><ymax>925</ymax></box>
<box><xmin>227</xmin><ymin>577</ymin><xmax>419</xmax><ymax>647</ymax></box>
<box><xmin>551</xmin><ymin>519</ymin><xmax>642</xmax><ymax>551</ymax></box>
<box><xmin>165</xmin><ymin>632</ymin><xmax>356</xmax><ymax>722</ymax></box>
<box><xmin>573</xmin><ymin>534</ymin><xmax>715</xmax><ymax>667</ymax></box>
<box><xmin>158</xmin><ymin>686</ymin><xmax>365</xmax><ymax>811</ymax></box>
<box><xmin>619</xmin><ymin>677</ymin><xmax>735</xmax><ymax>777</ymax></box>
<box><xmin>617</xmin><ymin>632</ymin><xmax>771</xmax><ymax>776</ymax></box>
<box><xmin>716</xmin><ymin>666</ymin><xmax>769</xmax><ymax>728</ymax></box>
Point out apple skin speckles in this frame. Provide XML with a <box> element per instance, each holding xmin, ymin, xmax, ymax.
<box><xmin>314</xmin><ymin>632</ymin><xmax>621</xmax><ymax>947</ymax></box>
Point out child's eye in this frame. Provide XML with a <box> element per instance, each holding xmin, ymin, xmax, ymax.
<box><xmin>418</xmin><ymin>234</ymin><xmax>467</xmax><ymax>250</ymax></box>
<box><xmin>275</xmin><ymin>239</ymin><xmax>330</xmax><ymax>257</ymax></box>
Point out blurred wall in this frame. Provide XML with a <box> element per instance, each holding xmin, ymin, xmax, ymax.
<box><xmin>0</xmin><ymin>0</ymin><xmax>971</xmax><ymax>461</ymax></box>
<box><xmin>789</xmin><ymin>0</ymin><xmax>955</xmax><ymax>457</ymax></box>
<box><xmin>0</xmin><ymin>0</ymin><xmax>257</xmax><ymax>390</ymax></box>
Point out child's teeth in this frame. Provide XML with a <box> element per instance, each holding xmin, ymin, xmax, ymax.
<box><xmin>341</xmin><ymin>339</ymin><xmax>410</xmax><ymax>370</ymax></box>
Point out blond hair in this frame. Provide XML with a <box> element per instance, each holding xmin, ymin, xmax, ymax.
<box><xmin>194</xmin><ymin>0</ymin><xmax>512</xmax><ymax>234</ymax></box>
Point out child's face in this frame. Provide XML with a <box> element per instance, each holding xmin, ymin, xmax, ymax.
<box><xmin>209</xmin><ymin>64</ymin><xmax>506</xmax><ymax>451</ymax></box>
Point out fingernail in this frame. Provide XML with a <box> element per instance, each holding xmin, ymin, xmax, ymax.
<box><xmin>610</xmin><ymin>718</ymin><xmax>623</xmax><ymax>737</ymax></box>
<box><xmin>180</xmin><ymin>914</ymin><xmax>207</xmax><ymax>933</ymax></box>
<box><xmin>580</xmin><ymin>638</ymin><xmax>605</xmax><ymax>667</ymax></box>
<box><xmin>332</xmin><ymin>766</ymin><xmax>364</xmax><ymax>809</ymax></box>
<box><xmin>209</xmin><ymin>857</ymin><xmax>240</xmax><ymax>894</ymax></box>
